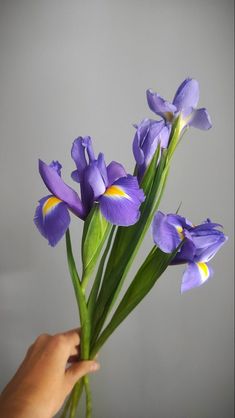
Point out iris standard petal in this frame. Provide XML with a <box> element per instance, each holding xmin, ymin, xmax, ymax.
<box><xmin>173</xmin><ymin>78</ymin><xmax>200</xmax><ymax>111</ymax></box>
<box><xmin>99</xmin><ymin>175</ymin><xmax>145</xmax><ymax>226</ymax></box>
<box><xmin>79</xmin><ymin>176</ymin><xmax>94</xmax><ymax>216</ymax></box>
<box><xmin>141</xmin><ymin>121</ymin><xmax>166</xmax><ymax>158</ymax></box>
<box><xmin>132</xmin><ymin>119</ymin><xmax>150</xmax><ymax>165</ymax></box>
<box><xmin>34</xmin><ymin>195</ymin><xmax>70</xmax><ymax>246</ymax></box>
<box><xmin>133</xmin><ymin>138</ymin><xmax>145</xmax><ymax>166</ymax></box>
<box><xmin>85</xmin><ymin>163</ymin><xmax>106</xmax><ymax>199</ymax></box>
<box><xmin>192</xmin><ymin>232</ymin><xmax>227</xmax><ymax>262</ymax></box>
<box><xmin>84</xmin><ymin>136</ymin><xmax>96</xmax><ymax>162</ymax></box>
<box><xmin>159</xmin><ymin>124</ymin><xmax>171</xmax><ymax>149</ymax></box>
<box><xmin>146</xmin><ymin>89</ymin><xmax>176</xmax><ymax>119</ymax></box>
<box><xmin>190</xmin><ymin>221</ymin><xmax>223</xmax><ymax>232</ymax></box>
<box><xmin>181</xmin><ymin>261</ymin><xmax>213</xmax><ymax>293</ymax></box>
<box><xmin>71</xmin><ymin>137</ymin><xmax>89</xmax><ymax>173</ymax></box>
<box><xmin>106</xmin><ymin>161</ymin><xmax>127</xmax><ymax>185</ymax></box>
<box><xmin>152</xmin><ymin>211</ymin><xmax>183</xmax><ymax>253</ymax></box>
<box><xmin>39</xmin><ymin>159</ymin><xmax>85</xmax><ymax>218</ymax></box>
<box><xmin>97</xmin><ymin>153</ymin><xmax>108</xmax><ymax>187</ymax></box>
<box><xmin>71</xmin><ymin>136</ymin><xmax>96</xmax><ymax>174</ymax></box>
<box><xmin>133</xmin><ymin>119</ymin><xmax>171</xmax><ymax>181</ymax></box>
<box><xmin>189</xmin><ymin>108</ymin><xmax>212</xmax><ymax>130</ymax></box>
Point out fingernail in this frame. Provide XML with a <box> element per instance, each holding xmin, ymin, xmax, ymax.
<box><xmin>91</xmin><ymin>362</ymin><xmax>100</xmax><ymax>372</ymax></box>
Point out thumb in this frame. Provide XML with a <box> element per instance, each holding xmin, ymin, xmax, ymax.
<box><xmin>66</xmin><ymin>360</ymin><xmax>100</xmax><ymax>386</ymax></box>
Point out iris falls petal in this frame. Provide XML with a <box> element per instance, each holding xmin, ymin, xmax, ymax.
<box><xmin>34</xmin><ymin>195</ymin><xmax>70</xmax><ymax>246</ymax></box>
<box><xmin>99</xmin><ymin>175</ymin><xmax>145</xmax><ymax>226</ymax></box>
<box><xmin>189</xmin><ymin>108</ymin><xmax>212</xmax><ymax>130</ymax></box>
<box><xmin>181</xmin><ymin>262</ymin><xmax>213</xmax><ymax>293</ymax></box>
<box><xmin>146</xmin><ymin>89</ymin><xmax>176</xmax><ymax>120</ymax></box>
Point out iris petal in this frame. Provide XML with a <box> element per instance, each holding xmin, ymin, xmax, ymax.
<box><xmin>133</xmin><ymin>119</ymin><xmax>170</xmax><ymax>181</ymax></box>
<box><xmin>189</xmin><ymin>108</ymin><xmax>212</xmax><ymax>130</ymax></box>
<box><xmin>85</xmin><ymin>163</ymin><xmax>106</xmax><ymax>199</ymax></box>
<box><xmin>146</xmin><ymin>89</ymin><xmax>176</xmax><ymax>119</ymax></box>
<box><xmin>132</xmin><ymin>119</ymin><xmax>150</xmax><ymax>165</ymax></box>
<box><xmin>97</xmin><ymin>153</ymin><xmax>109</xmax><ymax>186</ymax></box>
<box><xmin>39</xmin><ymin>159</ymin><xmax>85</xmax><ymax>218</ymax></box>
<box><xmin>71</xmin><ymin>137</ymin><xmax>89</xmax><ymax>173</ymax></box>
<box><xmin>152</xmin><ymin>211</ymin><xmax>184</xmax><ymax>253</ymax></box>
<box><xmin>106</xmin><ymin>161</ymin><xmax>127</xmax><ymax>185</ymax></box>
<box><xmin>193</xmin><ymin>233</ymin><xmax>228</xmax><ymax>262</ymax></box>
<box><xmin>99</xmin><ymin>175</ymin><xmax>145</xmax><ymax>226</ymax></box>
<box><xmin>181</xmin><ymin>262</ymin><xmax>213</xmax><ymax>293</ymax></box>
<box><xmin>173</xmin><ymin>78</ymin><xmax>199</xmax><ymax>111</ymax></box>
<box><xmin>34</xmin><ymin>195</ymin><xmax>70</xmax><ymax>246</ymax></box>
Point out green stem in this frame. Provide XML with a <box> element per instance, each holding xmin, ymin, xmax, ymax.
<box><xmin>69</xmin><ymin>380</ymin><xmax>84</xmax><ymax>418</ymax></box>
<box><xmin>84</xmin><ymin>376</ymin><xmax>92</xmax><ymax>418</ymax></box>
<box><xmin>66</xmin><ymin>229</ymin><xmax>91</xmax><ymax>359</ymax></box>
<box><xmin>65</xmin><ymin>230</ymin><xmax>91</xmax><ymax>417</ymax></box>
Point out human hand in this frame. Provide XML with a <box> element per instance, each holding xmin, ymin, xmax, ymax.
<box><xmin>0</xmin><ymin>329</ymin><xmax>100</xmax><ymax>418</ymax></box>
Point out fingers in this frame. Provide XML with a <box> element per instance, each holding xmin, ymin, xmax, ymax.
<box><xmin>50</xmin><ymin>330</ymin><xmax>80</xmax><ymax>359</ymax></box>
<box><xmin>29</xmin><ymin>329</ymin><xmax>81</xmax><ymax>364</ymax></box>
<box><xmin>66</xmin><ymin>360</ymin><xmax>100</xmax><ymax>387</ymax></box>
<box><xmin>56</xmin><ymin>329</ymin><xmax>80</xmax><ymax>348</ymax></box>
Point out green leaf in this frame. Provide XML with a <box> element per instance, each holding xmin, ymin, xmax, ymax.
<box><xmin>88</xmin><ymin>225</ymin><xmax>116</xmax><ymax>322</ymax></box>
<box><xmin>90</xmin><ymin>245</ymin><xmax>180</xmax><ymax>357</ymax></box>
<box><xmin>91</xmin><ymin>150</ymin><xmax>169</xmax><ymax>344</ymax></box>
<box><xmin>81</xmin><ymin>204</ymin><xmax>111</xmax><ymax>289</ymax></box>
<box><xmin>90</xmin><ymin>116</ymin><xmax>186</xmax><ymax>347</ymax></box>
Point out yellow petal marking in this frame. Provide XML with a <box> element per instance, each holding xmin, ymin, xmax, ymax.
<box><xmin>197</xmin><ymin>262</ymin><xmax>209</xmax><ymax>279</ymax></box>
<box><xmin>176</xmin><ymin>225</ymin><xmax>184</xmax><ymax>240</ymax></box>
<box><xmin>43</xmin><ymin>196</ymin><xmax>62</xmax><ymax>217</ymax></box>
<box><xmin>164</xmin><ymin>112</ymin><xmax>174</xmax><ymax>123</ymax></box>
<box><xmin>104</xmin><ymin>185</ymin><xmax>129</xmax><ymax>199</ymax></box>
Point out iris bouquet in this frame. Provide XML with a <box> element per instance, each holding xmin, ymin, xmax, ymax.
<box><xmin>34</xmin><ymin>78</ymin><xmax>227</xmax><ymax>418</ymax></box>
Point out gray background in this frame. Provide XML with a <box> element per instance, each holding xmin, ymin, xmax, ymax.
<box><xmin>0</xmin><ymin>1</ymin><xmax>234</xmax><ymax>417</ymax></box>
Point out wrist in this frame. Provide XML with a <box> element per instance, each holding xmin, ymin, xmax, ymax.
<box><xmin>0</xmin><ymin>393</ymin><xmax>44</xmax><ymax>418</ymax></box>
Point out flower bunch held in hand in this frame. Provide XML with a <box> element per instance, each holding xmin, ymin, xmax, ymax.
<box><xmin>34</xmin><ymin>78</ymin><xmax>227</xmax><ymax>418</ymax></box>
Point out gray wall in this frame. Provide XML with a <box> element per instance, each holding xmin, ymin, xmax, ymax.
<box><xmin>0</xmin><ymin>1</ymin><xmax>234</xmax><ymax>417</ymax></box>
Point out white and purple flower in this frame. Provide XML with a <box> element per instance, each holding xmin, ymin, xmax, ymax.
<box><xmin>147</xmin><ymin>77</ymin><xmax>212</xmax><ymax>130</ymax></box>
<box><xmin>152</xmin><ymin>212</ymin><xmax>227</xmax><ymax>293</ymax></box>
<box><xmin>34</xmin><ymin>137</ymin><xmax>145</xmax><ymax>246</ymax></box>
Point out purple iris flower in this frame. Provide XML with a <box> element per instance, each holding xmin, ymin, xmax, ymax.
<box><xmin>152</xmin><ymin>211</ymin><xmax>227</xmax><ymax>293</ymax></box>
<box><xmin>147</xmin><ymin>78</ymin><xmax>212</xmax><ymax>130</ymax></box>
<box><xmin>132</xmin><ymin>118</ymin><xmax>171</xmax><ymax>181</ymax></box>
<box><xmin>71</xmin><ymin>136</ymin><xmax>145</xmax><ymax>225</ymax></box>
<box><xmin>34</xmin><ymin>137</ymin><xmax>145</xmax><ymax>246</ymax></box>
